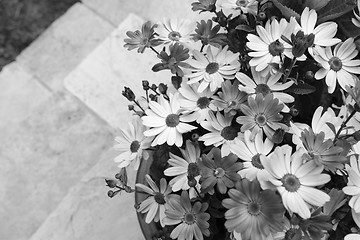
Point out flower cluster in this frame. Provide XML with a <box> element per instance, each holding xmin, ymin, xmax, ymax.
<box><xmin>107</xmin><ymin>1</ymin><xmax>360</xmax><ymax>240</ymax></box>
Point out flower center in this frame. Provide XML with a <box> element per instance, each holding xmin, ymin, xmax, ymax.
<box><xmin>154</xmin><ymin>192</ymin><xmax>166</xmax><ymax>204</ymax></box>
<box><xmin>236</xmin><ymin>0</ymin><xmax>248</xmax><ymax>7</ymax></box>
<box><xmin>197</xmin><ymin>97</ymin><xmax>210</xmax><ymax>109</ymax></box>
<box><xmin>281</xmin><ymin>173</ymin><xmax>300</xmax><ymax>192</ymax></box>
<box><xmin>130</xmin><ymin>140</ymin><xmax>140</xmax><ymax>153</ymax></box>
<box><xmin>255</xmin><ymin>84</ymin><xmax>271</xmax><ymax>96</ymax></box>
<box><xmin>214</xmin><ymin>167</ymin><xmax>225</xmax><ymax>178</ymax></box>
<box><xmin>228</xmin><ymin>100</ymin><xmax>237</xmax><ymax>108</ymax></box>
<box><xmin>184</xmin><ymin>212</ymin><xmax>196</xmax><ymax>224</ymax></box>
<box><xmin>255</xmin><ymin>114</ymin><xmax>267</xmax><ymax>126</ymax></box>
<box><xmin>165</xmin><ymin>114</ymin><xmax>180</xmax><ymax>127</ymax></box>
<box><xmin>329</xmin><ymin>57</ymin><xmax>342</xmax><ymax>72</ymax></box>
<box><xmin>221</xmin><ymin>126</ymin><xmax>238</xmax><ymax>140</ymax></box>
<box><xmin>268</xmin><ymin>40</ymin><xmax>284</xmax><ymax>56</ymax></box>
<box><xmin>205</xmin><ymin>62</ymin><xmax>219</xmax><ymax>74</ymax></box>
<box><xmin>188</xmin><ymin>162</ymin><xmax>200</xmax><ymax>177</ymax></box>
<box><xmin>140</xmin><ymin>37</ymin><xmax>149</xmax><ymax>46</ymax></box>
<box><xmin>251</xmin><ymin>153</ymin><xmax>264</xmax><ymax>169</ymax></box>
<box><xmin>168</xmin><ymin>31</ymin><xmax>182</xmax><ymax>41</ymax></box>
<box><xmin>247</xmin><ymin>201</ymin><xmax>261</xmax><ymax>215</ymax></box>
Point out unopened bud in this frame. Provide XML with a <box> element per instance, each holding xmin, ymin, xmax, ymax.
<box><xmin>158</xmin><ymin>83</ymin><xmax>168</xmax><ymax>94</ymax></box>
<box><xmin>290</xmin><ymin>106</ymin><xmax>299</xmax><ymax>117</ymax></box>
<box><xmin>171</xmin><ymin>76</ymin><xmax>182</xmax><ymax>90</ymax></box>
<box><xmin>188</xmin><ymin>176</ymin><xmax>197</xmax><ymax>188</ymax></box>
<box><xmin>149</xmin><ymin>94</ymin><xmax>157</xmax><ymax>101</ymax></box>
<box><xmin>192</xmin><ymin>133</ymin><xmax>200</xmax><ymax>141</ymax></box>
<box><xmin>142</xmin><ymin>80</ymin><xmax>150</xmax><ymax>90</ymax></box>
<box><xmin>122</xmin><ymin>87</ymin><xmax>136</xmax><ymax>101</ymax></box>
<box><xmin>105</xmin><ymin>179</ymin><xmax>118</xmax><ymax>188</ymax></box>
<box><xmin>272</xmin><ymin>128</ymin><xmax>285</xmax><ymax>144</ymax></box>
<box><xmin>291</xmin><ymin>31</ymin><xmax>314</xmax><ymax>58</ymax></box>
<box><xmin>257</xmin><ymin>12</ymin><xmax>266</xmax><ymax>20</ymax></box>
<box><xmin>128</xmin><ymin>105</ymin><xmax>135</xmax><ymax>111</ymax></box>
<box><xmin>124</xmin><ymin>186</ymin><xmax>133</xmax><ymax>193</ymax></box>
<box><xmin>151</xmin><ymin>84</ymin><xmax>157</xmax><ymax>91</ymax></box>
<box><xmin>305</xmin><ymin>70</ymin><xmax>314</xmax><ymax>80</ymax></box>
<box><xmin>354</xmin><ymin>130</ymin><xmax>360</xmax><ymax>141</ymax></box>
<box><xmin>107</xmin><ymin>190</ymin><xmax>117</xmax><ymax>198</ymax></box>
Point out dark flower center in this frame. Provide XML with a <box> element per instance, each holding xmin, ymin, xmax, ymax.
<box><xmin>221</xmin><ymin>126</ymin><xmax>238</xmax><ymax>140</ymax></box>
<box><xmin>168</xmin><ymin>31</ymin><xmax>182</xmax><ymax>41</ymax></box>
<box><xmin>188</xmin><ymin>162</ymin><xmax>200</xmax><ymax>177</ymax></box>
<box><xmin>255</xmin><ymin>114</ymin><xmax>267</xmax><ymax>126</ymax></box>
<box><xmin>154</xmin><ymin>192</ymin><xmax>166</xmax><ymax>204</ymax></box>
<box><xmin>214</xmin><ymin>167</ymin><xmax>226</xmax><ymax>178</ymax></box>
<box><xmin>329</xmin><ymin>57</ymin><xmax>342</xmax><ymax>72</ymax></box>
<box><xmin>228</xmin><ymin>100</ymin><xmax>237</xmax><ymax>108</ymax></box>
<box><xmin>247</xmin><ymin>201</ymin><xmax>261</xmax><ymax>215</ymax></box>
<box><xmin>165</xmin><ymin>114</ymin><xmax>180</xmax><ymax>127</ymax></box>
<box><xmin>255</xmin><ymin>84</ymin><xmax>271</xmax><ymax>96</ymax></box>
<box><xmin>281</xmin><ymin>173</ymin><xmax>300</xmax><ymax>192</ymax></box>
<box><xmin>236</xmin><ymin>0</ymin><xmax>247</xmax><ymax>7</ymax></box>
<box><xmin>130</xmin><ymin>140</ymin><xmax>140</xmax><ymax>153</ymax></box>
<box><xmin>197</xmin><ymin>97</ymin><xmax>210</xmax><ymax>109</ymax></box>
<box><xmin>251</xmin><ymin>153</ymin><xmax>264</xmax><ymax>169</ymax></box>
<box><xmin>206</xmin><ymin>62</ymin><xmax>219</xmax><ymax>74</ymax></box>
<box><xmin>184</xmin><ymin>212</ymin><xmax>196</xmax><ymax>224</ymax></box>
<box><xmin>268</xmin><ymin>40</ymin><xmax>284</xmax><ymax>56</ymax></box>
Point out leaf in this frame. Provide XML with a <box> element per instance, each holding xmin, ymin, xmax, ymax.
<box><xmin>288</xmin><ymin>82</ymin><xmax>316</xmax><ymax>95</ymax></box>
<box><xmin>271</xmin><ymin>0</ymin><xmax>301</xmax><ymax>21</ymax></box>
<box><xmin>235</xmin><ymin>24</ymin><xmax>255</xmax><ymax>32</ymax></box>
<box><xmin>303</xmin><ymin>0</ymin><xmax>331</xmax><ymax>11</ymax></box>
<box><xmin>337</xmin><ymin>10</ymin><xmax>360</xmax><ymax>38</ymax></box>
<box><xmin>326</xmin><ymin>122</ymin><xmax>337</xmax><ymax>135</ymax></box>
<box><xmin>317</xmin><ymin>0</ymin><xmax>357</xmax><ymax>24</ymax></box>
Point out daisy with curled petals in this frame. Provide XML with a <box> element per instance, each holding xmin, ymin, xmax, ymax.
<box><xmin>217</xmin><ymin>0</ymin><xmax>258</xmax><ymax>18</ymax></box>
<box><xmin>163</xmin><ymin>190</ymin><xmax>210</xmax><ymax>240</ymax></box>
<box><xmin>114</xmin><ymin>116</ymin><xmax>153</xmax><ymax>170</ymax></box>
<box><xmin>343</xmin><ymin>155</ymin><xmax>360</xmax><ymax>213</ymax></box>
<box><xmin>246</xmin><ymin>18</ymin><xmax>296</xmax><ymax>76</ymax></box>
<box><xmin>142</xmin><ymin>93</ymin><xmax>198</xmax><ymax>147</ymax></box>
<box><xmin>236</xmin><ymin>93</ymin><xmax>288</xmax><ymax>141</ymax></box>
<box><xmin>164</xmin><ymin>140</ymin><xmax>201</xmax><ymax>198</ymax></box>
<box><xmin>135</xmin><ymin>175</ymin><xmax>176</xmax><ymax>227</ymax></box>
<box><xmin>184</xmin><ymin>45</ymin><xmax>240</xmax><ymax>92</ymax></box>
<box><xmin>313</xmin><ymin>38</ymin><xmax>360</xmax><ymax>93</ymax></box>
<box><xmin>293</xmin><ymin>7</ymin><xmax>340</xmax><ymax>55</ymax></box>
<box><xmin>230</xmin><ymin>130</ymin><xmax>273</xmax><ymax>182</ymax></box>
<box><xmin>198</xmin><ymin>147</ymin><xmax>242</xmax><ymax>194</ymax></box>
<box><xmin>178</xmin><ymin>82</ymin><xmax>216</xmax><ymax>123</ymax></box>
<box><xmin>236</xmin><ymin>67</ymin><xmax>294</xmax><ymax>112</ymax></box>
<box><xmin>222</xmin><ymin>179</ymin><xmax>286</xmax><ymax>240</ymax></box>
<box><xmin>199</xmin><ymin>111</ymin><xmax>241</xmax><ymax>157</ymax></box>
<box><xmin>262</xmin><ymin>145</ymin><xmax>331</xmax><ymax>219</ymax></box>
<box><xmin>156</xmin><ymin>18</ymin><xmax>194</xmax><ymax>46</ymax></box>
<box><xmin>212</xmin><ymin>79</ymin><xmax>248</xmax><ymax>116</ymax></box>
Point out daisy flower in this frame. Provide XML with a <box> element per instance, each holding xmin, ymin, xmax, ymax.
<box><xmin>198</xmin><ymin>147</ymin><xmax>242</xmax><ymax>194</ymax></box>
<box><xmin>352</xmin><ymin>0</ymin><xmax>360</xmax><ymax>28</ymax></box>
<box><xmin>236</xmin><ymin>93</ymin><xmax>288</xmax><ymax>141</ymax></box>
<box><xmin>246</xmin><ymin>18</ymin><xmax>296</xmax><ymax>76</ymax></box>
<box><xmin>222</xmin><ymin>179</ymin><xmax>286</xmax><ymax>240</ymax></box>
<box><xmin>184</xmin><ymin>45</ymin><xmax>240</xmax><ymax>92</ymax></box>
<box><xmin>114</xmin><ymin>116</ymin><xmax>153</xmax><ymax>170</ymax></box>
<box><xmin>230</xmin><ymin>130</ymin><xmax>273</xmax><ymax>182</ymax></box>
<box><xmin>313</xmin><ymin>38</ymin><xmax>360</xmax><ymax>93</ymax></box>
<box><xmin>293</xmin><ymin>7</ymin><xmax>340</xmax><ymax>55</ymax></box>
<box><xmin>142</xmin><ymin>93</ymin><xmax>198</xmax><ymax>147</ymax></box>
<box><xmin>135</xmin><ymin>175</ymin><xmax>176</xmax><ymax>227</ymax></box>
<box><xmin>343</xmin><ymin>155</ymin><xmax>360</xmax><ymax>213</ymax></box>
<box><xmin>178</xmin><ymin>82</ymin><xmax>216</xmax><ymax>123</ymax></box>
<box><xmin>164</xmin><ymin>140</ymin><xmax>201</xmax><ymax>195</ymax></box>
<box><xmin>156</xmin><ymin>18</ymin><xmax>194</xmax><ymax>46</ymax></box>
<box><xmin>263</xmin><ymin>145</ymin><xmax>331</xmax><ymax>219</ymax></box>
<box><xmin>199</xmin><ymin>111</ymin><xmax>240</xmax><ymax>157</ymax></box>
<box><xmin>163</xmin><ymin>191</ymin><xmax>211</xmax><ymax>240</ymax></box>
<box><xmin>300</xmin><ymin>128</ymin><xmax>347</xmax><ymax>172</ymax></box>
<box><xmin>217</xmin><ymin>0</ymin><xmax>258</xmax><ymax>18</ymax></box>
<box><xmin>236</xmin><ymin>67</ymin><xmax>294</xmax><ymax>112</ymax></box>
<box><xmin>212</xmin><ymin>79</ymin><xmax>248</xmax><ymax>116</ymax></box>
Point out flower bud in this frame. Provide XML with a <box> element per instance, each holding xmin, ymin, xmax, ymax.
<box><xmin>171</xmin><ymin>76</ymin><xmax>182</xmax><ymax>90</ymax></box>
<box><xmin>122</xmin><ymin>87</ymin><xmax>136</xmax><ymax>101</ymax></box>
<box><xmin>142</xmin><ymin>80</ymin><xmax>150</xmax><ymax>90</ymax></box>
<box><xmin>290</xmin><ymin>106</ymin><xmax>299</xmax><ymax>117</ymax></box>
<box><xmin>128</xmin><ymin>105</ymin><xmax>135</xmax><ymax>111</ymax></box>
<box><xmin>291</xmin><ymin>31</ymin><xmax>315</xmax><ymax>58</ymax></box>
<box><xmin>107</xmin><ymin>190</ymin><xmax>117</xmax><ymax>198</ymax></box>
<box><xmin>158</xmin><ymin>83</ymin><xmax>168</xmax><ymax>94</ymax></box>
<box><xmin>105</xmin><ymin>179</ymin><xmax>118</xmax><ymax>188</ymax></box>
<box><xmin>354</xmin><ymin>130</ymin><xmax>360</xmax><ymax>141</ymax></box>
<box><xmin>272</xmin><ymin>128</ymin><xmax>285</xmax><ymax>144</ymax></box>
<box><xmin>192</xmin><ymin>133</ymin><xmax>200</xmax><ymax>141</ymax></box>
<box><xmin>305</xmin><ymin>70</ymin><xmax>314</xmax><ymax>80</ymax></box>
<box><xmin>188</xmin><ymin>176</ymin><xmax>198</xmax><ymax>188</ymax></box>
<box><xmin>151</xmin><ymin>84</ymin><xmax>157</xmax><ymax>91</ymax></box>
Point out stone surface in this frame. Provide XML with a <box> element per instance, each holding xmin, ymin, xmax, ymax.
<box><xmin>29</xmin><ymin>149</ymin><xmax>143</xmax><ymax>240</ymax></box>
<box><xmin>16</xmin><ymin>3</ymin><xmax>115</xmax><ymax>93</ymax></box>
<box><xmin>0</xmin><ymin>92</ymin><xmax>114</xmax><ymax>240</ymax></box>
<box><xmin>82</xmin><ymin>0</ymin><xmax>212</xmax><ymax>26</ymax></box>
<box><xmin>64</xmin><ymin>13</ymin><xmax>171</xmax><ymax>129</ymax></box>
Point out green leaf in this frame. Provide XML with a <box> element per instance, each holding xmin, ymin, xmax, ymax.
<box><xmin>235</xmin><ymin>24</ymin><xmax>255</xmax><ymax>32</ymax></box>
<box><xmin>303</xmin><ymin>0</ymin><xmax>331</xmax><ymax>11</ymax></box>
<box><xmin>317</xmin><ymin>0</ymin><xmax>357</xmax><ymax>24</ymax></box>
<box><xmin>288</xmin><ymin>82</ymin><xmax>316</xmax><ymax>95</ymax></box>
<box><xmin>271</xmin><ymin>0</ymin><xmax>300</xmax><ymax>21</ymax></box>
<box><xmin>325</xmin><ymin>122</ymin><xmax>337</xmax><ymax>135</ymax></box>
<box><xmin>337</xmin><ymin>10</ymin><xmax>360</xmax><ymax>38</ymax></box>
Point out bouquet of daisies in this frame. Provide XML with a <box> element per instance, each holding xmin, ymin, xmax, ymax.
<box><xmin>105</xmin><ymin>0</ymin><xmax>360</xmax><ymax>239</ymax></box>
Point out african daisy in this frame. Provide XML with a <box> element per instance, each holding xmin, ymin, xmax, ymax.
<box><xmin>217</xmin><ymin>0</ymin><xmax>258</xmax><ymax>18</ymax></box>
<box><xmin>156</xmin><ymin>18</ymin><xmax>194</xmax><ymax>46</ymax></box>
<box><xmin>343</xmin><ymin>155</ymin><xmax>360</xmax><ymax>213</ymax></box>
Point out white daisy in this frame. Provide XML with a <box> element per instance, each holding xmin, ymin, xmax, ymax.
<box><xmin>230</xmin><ymin>130</ymin><xmax>273</xmax><ymax>182</ymax></box>
<box><xmin>156</xmin><ymin>18</ymin><xmax>194</xmax><ymax>46</ymax></box>
<box><xmin>313</xmin><ymin>38</ymin><xmax>360</xmax><ymax>93</ymax></box>
<box><xmin>114</xmin><ymin>116</ymin><xmax>153</xmax><ymax>170</ymax></box>
<box><xmin>263</xmin><ymin>145</ymin><xmax>331</xmax><ymax>219</ymax></box>
<box><xmin>185</xmin><ymin>45</ymin><xmax>240</xmax><ymax>92</ymax></box>
<box><xmin>246</xmin><ymin>18</ymin><xmax>295</xmax><ymax>76</ymax></box>
<box><xmin>199</xmin><ymin>111</ymin><xmax>240</xmax><ymax>157</ymax></box>
<box><xmin>142</xmin><ymin>93</ymin><xmax>198</xmax><ymax>147</ymax></box>
<box><xmin>352</xmin><ymin>0</ymin><xmax>360</xmax><ymax>28</ymax></box>
<box><xmin>178</xmin><ymin>81</ymin><xmax>217</xmax><ymax>123</ymax></box>
<box><xmin>236</xmin><ymin>67</ymin><xmax>294</xmax><ymax>112</ymax></box>
<box><xmin>217</xmin><ymin>0</ymin><xmax>258</xmax><ymax>18</ymax></box>
<box><xmin>343</xmin><ymin>155</ymin><xmax>360</xmax><ymax>213</ymax></box>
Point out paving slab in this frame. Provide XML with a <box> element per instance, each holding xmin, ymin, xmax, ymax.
<box><xmin>16</xmin><ymin>3</ymin><xmax>115</xmax><ymax>93</ymax></box>
<box><xmin>0</xmin><ymin>92</ymin><xmax>114</xmax><ymax>240</ymax></box>
<box><xmin>29</xmin><ymin>149</ymin><xmax>143</xmax><ymax>240</ymax></box>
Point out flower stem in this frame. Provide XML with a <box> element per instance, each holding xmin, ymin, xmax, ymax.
<box><xmin>133</xmin><ymin>100</ymin><xmax>145</xmax><ymax>112</ymax></box>
<box><xmin>282</xmin><ymin>58</ymin><xmax>296</xmax><ymax>83</ymax></box>
<box><xmin>150</xmin><ymin>46</ymin><xmax>160</xmax><ymax>55</ymax></box>
<box><xmin>334</xmin><ymin>109</ymin><xmax>357</xmax><ymax>142</ymax></box>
